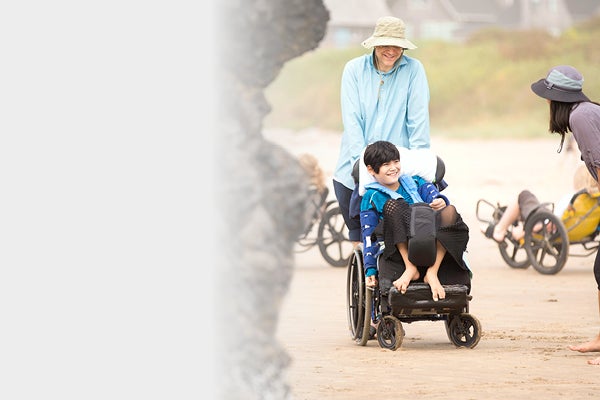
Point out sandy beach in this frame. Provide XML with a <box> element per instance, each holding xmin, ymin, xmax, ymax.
<box><xmin>267</xmin><ymin>128</ymin><xmax>600</xmax><ymax>400</ymax></box>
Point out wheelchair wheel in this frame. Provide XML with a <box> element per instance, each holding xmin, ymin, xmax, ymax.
<box><xmin>523</xmin><ymin>210</ymin><xmax>569</xmax><ymax>275</ymax></box>
<box><xmin>498</xmin><ymin>237</ymin><xmax>530</xmax><ymax>269</ymax></box>
<box><xmin>377</xmin><ymin>315</ymin><xmax>404</xmax><ymax>351</ymax></box>
<box><xmin>346</xmin><ymin>249</ymin><xmax>371</xmax><ymax>345</ymax></box>
<box><xmin>318</xmin><ymin>205</ymin><xmax>352</xmax><ymax>267</ymax></box>
<box><xmin>447</xmin><ymin>313</ymin><xmax>481</xmax><ymax>348</ymax></box>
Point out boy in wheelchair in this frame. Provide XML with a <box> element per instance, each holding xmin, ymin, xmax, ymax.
<box><xmin>359</xmin><ymin>141</ymin><xmax>472</xmax><ymax>303</ymax></box>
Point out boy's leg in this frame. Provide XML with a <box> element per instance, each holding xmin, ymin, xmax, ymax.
<box><xmin>435</xmin><ymin>252</ymin><xmax>472</xmax><ymax>292</ymax></box>
<box><xmin>433</xmin><ymin>205</ymin><xmax>471</xmax><ymax>298</ymax></box>
<box><xmin>379</xmin><ymin>199</ymin><xmax>420</xmax><ymax>293</ymax></box>
<box><xmin>378</xmin><ymin>252</ymin><xmax>410</xmax><ymax>295</ymax></box>
<box><xmin>423</xmin><ymin>241</ymin><xmax>446</xmax><ymax>301</ymax></box>
<box><xmin>393</xmin><ymin>242</ymin><xmax>420</xmax><ymax>294</ymax></box>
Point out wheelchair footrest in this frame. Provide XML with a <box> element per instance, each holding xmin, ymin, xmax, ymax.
<box><xmin>388</xmin><ymin>283</ymin><xmax>470</xmax><ymax>315</ymax></box>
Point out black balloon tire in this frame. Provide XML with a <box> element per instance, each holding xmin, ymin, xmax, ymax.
<box><xmin>346</xmin><ymin>248</ymin><xmax>370</xmax><ymax>345</ymax></box>
<box><xmin>448</xmin><ymin>313</ymin><xmax>481</xmax><ymax>348</ymax></box>
<box><xmin>318</xmin><ymin>205</ymin><xmax>352</xmax><ymax>267</ymax></box>
<box><xmin>523</xmin><ymin>210</ymin><xmax>569</xmax><ymax>275</ymax></box>
<box><xmin>377</xmin><ymin>315</ymin><xmax>404</xmax><ymax>351</ymax></box>
<box><xmin>499</xmin><ymin>237</ymin><xmax>531</xmax><ymax>269</ymax></box>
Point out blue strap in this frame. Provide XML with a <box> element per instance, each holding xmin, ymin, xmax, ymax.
<box><xmin>363</xmin><ymin>175</ymin><xmax>425</xmax><ymax>204</ymax></box>
<box><xmin>399</xmin><ymin>175</ymin><xmax>424</xmax><ymax>203</ymax></box>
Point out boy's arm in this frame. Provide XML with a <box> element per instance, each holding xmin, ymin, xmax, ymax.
<box><xmin>360</xmin><ymin>209</ymin><xmax>380</xmax><ymax>278</ymax></box>
<box><xmin>417</xmin><ymin>178</ymin><xmax>450</xmax><ymax>206</ymax></box>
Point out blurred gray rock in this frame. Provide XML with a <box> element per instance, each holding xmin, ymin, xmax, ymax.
<box><xmin>215</xmin><ymin>1</ymin><xmax>329</xmax><ymax>399</ymax></box>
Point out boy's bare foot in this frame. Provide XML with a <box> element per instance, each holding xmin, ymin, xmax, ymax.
<box><xmin>423</xmin><ymin>270</ymin><xmax>445</xmax><ymax>301</ymax></box>
<box><xmin>568</xmin><ymin>336</ymin><xmax>600</xmax><ymax>353</ymax></box>
<box><xmin>393</xmin><ymin>266</ymin><xmax>419</xmax><ymax>294</ymax></box>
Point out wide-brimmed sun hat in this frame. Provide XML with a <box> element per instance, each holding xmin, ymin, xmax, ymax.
<box><xmin>531</xmin><ymin>65</ymin><xmax>590</xmax><ymax>103</ymax></box>
<box><xmin>362</xmin><ymin>16</ymin><xmax>417</xmax><ymax>50</ymax></box>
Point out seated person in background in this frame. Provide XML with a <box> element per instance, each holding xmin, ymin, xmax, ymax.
<box><xmin>297</xmin><ymin>153</ymin><xmax>328</xmax><ymax>236</ymax></box>
<box><xmin>359</xmin><ymin>140</ymin><xmax>471</xmax><ymax>301</ymax></box>
<box><xmin>483</xmin><ymin>164</ymin><xmax>600</xmax><ymax>242</ymax></box>
<box><xmin>298</xmin><ymin>153</ymin><xmax>326</xmax><ymax>196</ymax></box>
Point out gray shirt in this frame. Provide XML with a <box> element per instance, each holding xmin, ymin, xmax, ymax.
<box><xmin>570</xmin><ymin>101</ymin><xmax>600</xmax><ymax>181</ymax></box>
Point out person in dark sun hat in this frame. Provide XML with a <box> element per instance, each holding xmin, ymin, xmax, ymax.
<box><xmin>531</xmin><ymin>65</ymin><xmax>600</xmax><ymax>366</ymax></box>
<box><xmin>531</xmin><ymin>65</ymin><xmax>590</xmax><ymax>103</ymax></box>
<box><xmin>332</xmin><ymin>16</ymin><xmax>432</xmax><ymax>249</ymax></box>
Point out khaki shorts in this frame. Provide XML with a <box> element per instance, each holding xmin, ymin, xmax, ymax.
<box><xmin>517</xmin><ymin>190</ymin><xmax>543</xmax><ymax>221</ymax></box>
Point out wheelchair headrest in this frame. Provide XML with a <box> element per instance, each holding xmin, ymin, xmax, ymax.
<box><xmin>434</xmin><ymin>156</ymin><xmax>448</xmax><ymax>191</ymax></box>
<box><xmin>352</xmin><ymin>159</ymin><xmax>360</xmax><ymax>185</ymax></box>
<box><xmin>435</xmin><ymin>156</ymin><xmax>445</xmax><ymax>184</ymax></box>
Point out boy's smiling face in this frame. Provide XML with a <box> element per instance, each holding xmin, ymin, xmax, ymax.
<box><xmin>368</xmin><ymin>159</ymin><xmax>401</xmax><ymax>188</ymax></box>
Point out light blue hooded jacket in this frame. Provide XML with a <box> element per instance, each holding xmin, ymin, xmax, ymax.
<box><xmin>333</xmin><ymin>52</ymin><xmax>431</xmax><ymax>190</ymax></box>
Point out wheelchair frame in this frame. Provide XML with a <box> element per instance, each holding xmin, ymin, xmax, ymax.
<box><xmin>476</xmin><ymin>197</ymin><xmax>600</xmax><ymax>275</ymax></box>
<box><xmin>295</xmin><ymin>186</ymin><xmax>353</xmax><ymax>267</ymax></box>
<box><xmin>346</xmin><ymin>246</ymin><xmax>481</xmax><ymax>351</ymax></box>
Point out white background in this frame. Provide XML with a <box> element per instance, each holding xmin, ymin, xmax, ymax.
<box><xmin>0</xmin><ymin>1</ymin><xmax>213</xmax><ymax>398</ymax></box>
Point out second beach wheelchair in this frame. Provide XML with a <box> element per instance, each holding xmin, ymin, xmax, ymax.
<box><xmin>346</xmin><ymin>147</ymin><xmax>481</xmax><ymax>351</ymax></box>
<box><xmin>476</xmin><ymin>188</ymin><xmax>600</xmax><ymax>275</ymax></box>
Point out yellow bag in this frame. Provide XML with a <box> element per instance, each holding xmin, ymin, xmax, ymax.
<box><xmin>561</xmin><ymin>192</ymin><xmax>600</xmax><ymax>242</ymax></box>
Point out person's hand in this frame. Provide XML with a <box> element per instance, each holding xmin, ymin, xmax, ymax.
<box><xmin>429</xmin><ymin>197</ymin><xmax>446</xmax><ymax>210</ymax></box>
<box><xmin>366</xmin><ymin>275</ymin><xmax>378</xmax><ymax>288</ymax></box>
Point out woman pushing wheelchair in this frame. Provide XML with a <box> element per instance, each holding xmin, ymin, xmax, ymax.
<box><xmin>358</xmin><ymin>140</ymin><xmax>471</xmax><ymax>302</ymax></box>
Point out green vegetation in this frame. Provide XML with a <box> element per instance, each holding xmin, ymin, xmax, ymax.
<box><xmin>264</xmin><ymin>16</ymin><xmax>600</xmax><ymax>139</ymax></box>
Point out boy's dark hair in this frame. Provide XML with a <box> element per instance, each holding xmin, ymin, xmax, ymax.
<box><xmin>363</xmin><ymin>141</ymin><xmax>400</xmax><ymax>174</ymax></box>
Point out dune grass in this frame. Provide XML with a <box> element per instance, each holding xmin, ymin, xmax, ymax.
<box><xmin>264</xmin><ymin>16</ymin><xmax>600</xmax><ymax>139</ymax></box>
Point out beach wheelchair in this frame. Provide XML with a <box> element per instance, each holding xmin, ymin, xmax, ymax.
<box><xmin>295</xmin><ymin>153</ymin><xmax>352</xmax><ymax>267</ymax></box>
<box><xmin>346</xmin><ymin>148</ymin><xmax>481</xmax><ymax>351</ymax></box>
<box><xmin>476</xmin><ymin>189</ymin><xmax>600</xmax><ymax>275</ymax></box>
<box><xmin>295</xmin><ymin>184</ymin><xmax>353</xmax><ymax>267</ymax></box>
<box><xmin>346</xmin><ymin>245</ymin><xmax>481</xmax><ymax>351</ymax></box>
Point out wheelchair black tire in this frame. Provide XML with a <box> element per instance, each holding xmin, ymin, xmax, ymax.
<box><xmin>357</xmin><ymin>286</ymin><xmax>372</xmax><ymax>346</ymax></box>
<box><xmin>346</xmin><ymin>248</ymin><xmax>371</xmax><ymax>345</ymax></box>
<box><xmin>523</xmin><ymin>210</ymin><xmax>569</xmax><ymax>275</ymax></box>
<box><xmin>318</xmin><ymin>205</ymin><xmax>352</xmax><ymax>267</ymax></box>
<box><xmin>448</xmin><ymin>313</ymin><xmax>481</xmax><ymax>348</ymax></box>
<box><xmin>377</xmin><ymin>315</ymin><xmax>404</xmax><ymax>351</ymax></box>
<box><xmin>499</xmin><ymin>239</ymin><xmax>531</xmax><ymax>269</ymax></box>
